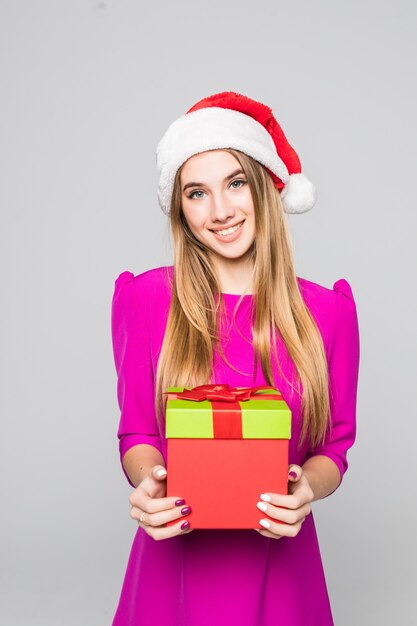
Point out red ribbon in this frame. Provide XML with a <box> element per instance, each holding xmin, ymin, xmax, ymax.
<box><xmin>164</xmin><ymin>384</ymin><xmax>283</xmax><ymax>439</ymax></box>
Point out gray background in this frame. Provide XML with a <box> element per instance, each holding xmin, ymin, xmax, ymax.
<box><xmin>1</xmin><ymin>1</ymin><xmax>416</xmax><ymax>624</ymax></box>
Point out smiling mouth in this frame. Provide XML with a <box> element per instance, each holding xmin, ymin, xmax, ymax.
<box><xmin>209</xmin><ymin>220</ymin><xmax>245</xmax><ymax>236</ymax></box>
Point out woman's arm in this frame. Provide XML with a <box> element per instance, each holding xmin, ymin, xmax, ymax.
<box><xmin>122</xmin><ymin>444</ymin><xmax>165</xmax><ymax>489</ymax></box>
<box><xmin>111</xmin><ymin>271</ymin><xmax>166</xmax><ymax>487</ymax></box>
<box><xmin>301</xmin><ymin>454</ymin><xmax>341</xmax><ymax>502</ymax></box>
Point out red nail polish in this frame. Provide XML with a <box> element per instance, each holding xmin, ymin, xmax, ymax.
<box><xmin>289</xmin><ymin>471</ymin><xmax>297</xmax><ymax>479</ymax></box>
<box><xmin>175</xmin><ymin>499</ymin><xmax>186</xmax><ymax>506</ymax></box>
<box><xmin>181</xmin><ymin>521</ymin><xmax>190</xmax><ymax>530</ymax></box>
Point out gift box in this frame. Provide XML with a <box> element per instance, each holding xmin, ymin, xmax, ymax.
<box><xmin>164</xmin><ymin>384</ymin><xmax>292</xmax><ymax>529</ymax></box>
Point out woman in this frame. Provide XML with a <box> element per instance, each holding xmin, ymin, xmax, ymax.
<box><xmin>110</xmin><ymin>91</ymin><xmax>360</xmax><ymax>626</ymax></box>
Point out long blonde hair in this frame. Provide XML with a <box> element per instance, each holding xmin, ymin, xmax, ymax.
<box><xmin>154</xmin><ymin>149</ymin><xmax>331</xmax><ymax>451</ymax></box>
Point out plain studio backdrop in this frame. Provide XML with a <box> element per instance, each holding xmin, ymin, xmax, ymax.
<box><xmin>0</xmin><ymin>1</ymin><xmax>415</xmax><ymax>624</ymax></box>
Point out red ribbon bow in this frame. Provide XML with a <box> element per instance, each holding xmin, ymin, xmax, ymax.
<box><xmin>165</xmin><ymin>384</ymin><xmax>283</xmax><ymax>438</ymax></box>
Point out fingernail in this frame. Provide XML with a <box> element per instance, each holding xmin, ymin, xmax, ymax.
<box><xmin>257</xmin><ymin>502</ymin><xmax>268</xmax><ymax>512</ymax></box>
<box><xmin>181</xmin><ymin>521</ymin><xmax>190</xmax><ymax>530</ymax></box>
<box><xmin>289</xmin><ymin>471</ymin><xmax>297</xmax><ymax>479</ymax></box>
<box><xmin>156</xmin><ymin>469</ymin><xmax>167</xmax><ymax>477</ymax></box>
<box><xmin>175</xmin><ymin>499</ymin><xmax>186</xmax><ymax>506</ymax></box>
<box><xmin>259</xmin><ymin>519</ymin><xmax>271</xmax><ymax>529</ymax></box>
<box><xmin>260</xmin><ymin>493</ymin><xmax>271</xmax><ymax>502</ymax></box>
<box><xmin>181</xmin><ymin>506</ymin><xmax>192</xmax><ymax>515</ymax></box>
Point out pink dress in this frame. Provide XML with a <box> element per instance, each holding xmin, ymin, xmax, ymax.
<box><xmin>110</xmin><ymin>265</ymin><xmax>360</xmax><ymax>626</ymax></box>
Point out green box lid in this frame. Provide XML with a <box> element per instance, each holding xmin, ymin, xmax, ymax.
<box><xmin>165</xmin><ymin>386</ymin><xmax>291</xmax><ymax>439</ymax></box>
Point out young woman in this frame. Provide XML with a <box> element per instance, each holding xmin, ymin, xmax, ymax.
<box><xmin>110</xmin><ymin>91</ymin><xmax>360</xmax><ymax>626</ymax></box>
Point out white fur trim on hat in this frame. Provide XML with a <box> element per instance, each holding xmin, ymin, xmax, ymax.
<box><xmin>156</xmin><ymin>107</ymin><xmax>290</xmax><ymax>216</ymax></box>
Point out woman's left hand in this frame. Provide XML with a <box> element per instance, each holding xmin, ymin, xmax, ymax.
<box><xmin>254</xmin><ymin>464</ymin><xmax>314</xmax><ymax>540</ymax></box>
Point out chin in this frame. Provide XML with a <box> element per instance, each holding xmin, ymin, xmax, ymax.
<box><xmin>215</xmin><ymin>243</ymin><xmax>253</xmax><ymax>258</ymax></box>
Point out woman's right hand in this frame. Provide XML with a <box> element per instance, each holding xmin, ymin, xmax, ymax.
<box><xmin>128</xmin><ymin>464</ymin><xmax>194</xmax><ymax>540</ymax></box>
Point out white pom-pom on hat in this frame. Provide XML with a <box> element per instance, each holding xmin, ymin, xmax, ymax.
<box><xmin>280</xmin><ymin>173</ymin><xmax>318</xmax><ymax>214</ymax></box>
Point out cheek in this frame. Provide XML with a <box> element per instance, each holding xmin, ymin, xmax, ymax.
<box><xmin>182</xmin><ymin>206</ymin><xmax>207</xmax><ymax>231</ymax></box>
<box><xmin>245</xmin><ymin>211</ymin><xmax>255</xmax><ymax>228</ymax></box>
<box><xmin>242</xmin><ymin>187</ymin><xmax>255</xmax><ymax>207</ymax></box>
<box><xmin>187</xmin><ymin>217</ymin><xmax>205</xmax><ymax>233</ymax></box>
<box><xmin>182</xmin><ymin>214</ymin><xmax>205</xmax><ymax>236</ymax></box>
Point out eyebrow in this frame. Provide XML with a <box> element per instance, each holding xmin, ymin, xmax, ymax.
<box><xmin>182</xmin><ymin>168</ymin><xmax>245</xmax><ymax>192</ymax></box>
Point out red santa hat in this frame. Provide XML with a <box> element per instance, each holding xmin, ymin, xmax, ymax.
<box><xmin>156</xmin><ymin>91</ymin><xmax>317</xmax><ymax>216</ymax></box>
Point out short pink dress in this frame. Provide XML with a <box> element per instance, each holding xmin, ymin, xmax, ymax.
<box><xmin>110</xmin><ymin>265</ymin><xmax>360</xmax><ymax>626</ymax></box>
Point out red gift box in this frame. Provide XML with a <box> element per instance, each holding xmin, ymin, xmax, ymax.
<box><xmin>164</xmin><ymin>384</ymin><xmax>292</xmax><ymax>529</ymax></box>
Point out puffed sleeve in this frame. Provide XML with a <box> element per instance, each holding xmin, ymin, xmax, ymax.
<box><xmin>305</xmin><ymin>278</ymin><xmax>360</xmax><ymax>493</ymax></box>
<box><xmin>111</xmin><ymin>270</ymin><xmax>163</xmax><ymax>487</ymax></box>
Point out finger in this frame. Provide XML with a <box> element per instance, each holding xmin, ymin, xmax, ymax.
<box><xmin>288</xmin><ymin>465</ymin><xmax>302</xmax><ymax>481</ymax></box>
<box><xmin>131</xmin><ymin>503</ymin><xmax>192</xmax><ymax>527</ymax></box>
<box><xmin>259</xmin><ymin>489</ymin><xmax>311</xmax><ymax>509</ymax></box>
<box><xmin>258</xmin><ymin>517</ymin><xmax>304</xmax><ymax>538</ymax></box>
<box><xmin>256</xmin><ymin>500</ymin><xmax>311</xmax><ymax>524</ymax></box>
<box><xmin>131</xmin><ymin>509</ymin><xmax>150</xmax><ymax>525</ymax></box>
<box><xmin>151</xmin><ymin>465</ymin><xmax>167</xmax><ymax>479</ymax></box>
<box><xmin>254</xmin><ymin>528</ymin><xmax>283</xmax><ymax>539</ymax></box>
<box><xmin>134</xmin><ymin>465</ymin><xmax>167</xmax><ymax>493</ymax></box>
<box><xmin>129</xmin><ymin>490</ymin><xmax>185</xmax><ymax>513</ymax></box>
<box><xmin>139</xmin><ymin>517</ymin><xmax>193</xmax><ymax>541</ymax></box>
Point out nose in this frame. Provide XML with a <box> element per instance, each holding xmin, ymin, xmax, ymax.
<box><xmin>209</xmin><ymin>191</ymin><xmax>236</xmax><ymax>223</ymax></box>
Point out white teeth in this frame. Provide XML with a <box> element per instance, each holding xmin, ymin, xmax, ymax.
<box><xmin>213</xmin><ymin>221</ymin><xmax>244</xmax><ymax>236</ymax></box>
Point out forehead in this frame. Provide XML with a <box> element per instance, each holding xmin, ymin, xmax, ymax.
<box><xmin>180</xmin><ymin>149</ymin><xmax>240</xmax><ymax>180</ymax></box>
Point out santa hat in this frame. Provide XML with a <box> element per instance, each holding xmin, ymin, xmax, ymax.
<box><xmin>156</xmin><ymin>91</ymin><xmax>317</xmax><ymax>216</ymax></box>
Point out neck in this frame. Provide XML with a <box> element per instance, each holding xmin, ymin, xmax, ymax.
<box><xmin>211</xmin><ymin>253</ymin><xmax>255</xmax><ymax>295</ymax></box>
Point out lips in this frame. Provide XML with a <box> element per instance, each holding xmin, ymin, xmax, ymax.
<box><xmin>209</xmin><ymin>219</ymin><xmax>245</xmax><ymax>233</ymax></box>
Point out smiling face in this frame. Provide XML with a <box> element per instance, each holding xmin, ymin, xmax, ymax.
<box><xmin>180</xmin><ymin>150</ymin><xmax>256</xmax><ymax>265</ymax></box>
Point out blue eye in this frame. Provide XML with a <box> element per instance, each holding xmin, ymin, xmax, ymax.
<box><xmin>188</xmin><ymin>189</ymin><xmax>205</xmax><ymax>200</ymax></box>
<box><xmin>187</xmin><ymin>179</ymin><xmax>246</xmax><ymax>200</ymax></box>
<box><xmin>230</xmin><ymin>179</ymin><xmax>246</xmax><ymax>189</ymax></box>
